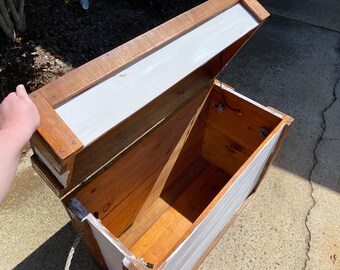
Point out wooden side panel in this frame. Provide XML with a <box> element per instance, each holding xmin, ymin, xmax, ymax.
<box><xmin>30</xmin><ymin>91</ymin><xmax>83</xmax><ymax>161</ymax></box>
<box><xmin>158</xmin><ymin>124</ymin><xmax>285</xmax><ymax>270</ymax></box>
<box><xmin>71</xmin><ymin>89</ymin><xmax>211</xmax><ymax>221</ymax></box>
<box><xmin>37</xmin><ymin>0</ymin><xmax>240</xmax><ymax>107</ymax></box>
<box><xmin>201</xmin><ymin>83</ymin><xmax>282</xmax><ymax>175</ymax></box>
<box><xmin>208</xmin><ymin>84</ymin><xmax>282</xmax><ymax>151</ymax></box>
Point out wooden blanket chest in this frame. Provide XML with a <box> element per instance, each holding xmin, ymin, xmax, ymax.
<box><xmin>30</xmin><ymin>0</ymin><xmax>293</xmax><ymax>269</ymax></box>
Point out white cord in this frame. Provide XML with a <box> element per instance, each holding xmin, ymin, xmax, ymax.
<box><xmin>64</xmin><ymin>231</ymin><xmax>84</xmax><ymax>270</ymax></box>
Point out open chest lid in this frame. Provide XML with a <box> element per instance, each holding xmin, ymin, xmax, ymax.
<box><xmin>30</xmin><ymin>0</ymin><xmax>269</xmax><ymax>197</ymax></box>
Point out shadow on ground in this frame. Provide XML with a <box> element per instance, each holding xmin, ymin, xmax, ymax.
<box><xmin>13</xmin><ymin>222</ymin><xmax>99</xmax><ymax>270</ymax></box>
<box><xmin>223</xmin><ymin>16</ymin><xmax>340</xmax><ymax>194</ymax></box>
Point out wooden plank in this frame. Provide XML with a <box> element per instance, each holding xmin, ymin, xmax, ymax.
<box><xmin>30</xmin><ymin>91</ymin><xmax>83</xmax><ymax>161</ymax></box>
<box><xmin>85</xmin><ymin>214</ymin><xmax>146</xmax><ymax>270</ymax></box>
<box><xmin>201</xmin><ymin>82</ymin><xmax>283</xmax><ymax>176</ymax></box>
<box><xmin>70</xmin><ymin>67</ymin><xmax>213</xmax><ymax>184</ymax></box>
<box><xmin>241</xmin><ymin>0</ymin><xmax>270</xmax><ymax>21</ymax></box>
<box><xmin>206</xmin><ymin>83</ymin><xmax>282</xmax><ymax>152</ymax></box>
<box><xmin>117</xmin><ymin>159</ymin><xmax>211</xmax><ymax>248</ymax></box>
<box><xmin>70</xmin><ymin>89</ymin><xmax>210</xmax><ymax>221</ymax></box>
<box><xmin>128</xmin><ymin>91</ymin><xmax>212</xmax><ymax>220</ymax></box>
<box><xmin>33</xmin><ymin>147</ymin><xmax>72</xmax><ymax>188</ymax></box>
<box><xmin>130</xmin><ymin>163</ymin><xmax>229</xmax><ymax>267</ymax></box>
<box><xmin>202</xmin><ymin>125</ymin><xmax>253</xmax><ymax>176</ymax></box>
<box><xmin>37</xmin><ymin>0</ymin><xmax>241</xmax><ymax>107</ymax></box>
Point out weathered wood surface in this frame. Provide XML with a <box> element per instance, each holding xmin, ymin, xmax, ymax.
<box><xmin>30</xmin><ymin>92</ymin><xmax>83</xmax><ymax>161</ymax></box>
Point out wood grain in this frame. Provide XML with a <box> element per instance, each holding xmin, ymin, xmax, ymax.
<box><xmin>70</xmin><ymin>89</ymin><xmax>211</xmax><ymax>221</ymax></box>
<box><xmin>30</xmin><ymin>91</ymin><xmax>83</xmax><ymax>161</ymax></box>
<box><xmin>130</xmin><ymin>163</ymin><xmax>229</xmax><ymax>267</ymax></box>
<box><xmin>241</xmin><ymin>0</ymin><xmax>270</xmax><ymax>21</ymax></box>
<box><xmin>100</xmin><ymin>98</ymin><xmax>210</xmax><ymax>239</ymax></box>
<box><xmin>157</xmin><ymin>124</ymin><xmax>286</xmax><ymax>269</ymax></box>
<box><xmin>205</xmin><ymin>84</ymin><xmax>281</xmax><ymax>152</ymax></box>
<box><xmin>30</xmin><ymin>133</ymin><xmax>65</xmax><ymax>174</ymax></box>
<box><xmin>118</xmin><ymin>159</ymin><xmax>211</xmax><ymax>248</ymax></box>
<box><xmin>202</xmin><ymin>125</ymin><xmax>253</xmax><ymax>176</ymax></box>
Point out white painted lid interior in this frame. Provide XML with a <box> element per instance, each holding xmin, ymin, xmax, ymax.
<box><xmin>55</xmin><ymin>4</ymin><xmax>259</xmax><ymax>146</ymax></box>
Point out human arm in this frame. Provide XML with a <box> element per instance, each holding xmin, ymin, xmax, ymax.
<box><xmin>0</xmin><ymin>85</ymin><xmax>40</xmax><ymax>204</ymax></box>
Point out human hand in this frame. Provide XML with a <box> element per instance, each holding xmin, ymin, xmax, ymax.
<box><xmin>0</xmin><ymin>85</ymin><xmax>40</xmax><ymax>149</ymax></box>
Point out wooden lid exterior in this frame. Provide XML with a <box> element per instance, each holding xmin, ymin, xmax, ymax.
<box><xmin>30</xmin><ymin>0</ymin><xmax>269</xmax><ymax>196</ymax></box>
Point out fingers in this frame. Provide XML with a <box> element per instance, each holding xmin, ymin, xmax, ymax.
<box><xmin>16</xmin><ymin>84</ymin><xmax>32</xmax><ymax>103</ymax></box>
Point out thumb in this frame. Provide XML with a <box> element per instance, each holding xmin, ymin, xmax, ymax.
<box><xmin>16</xmin><ymin>84</ymin><xmax>32</xmax><ymax>103</ymax></box>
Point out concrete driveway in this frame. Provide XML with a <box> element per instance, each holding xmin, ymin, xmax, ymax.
<box><xmin>1</xmin><ymin>1</ymin><xmax>339</xmax><ymax>269</ymax></box>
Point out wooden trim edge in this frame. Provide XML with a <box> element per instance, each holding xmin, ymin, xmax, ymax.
<box><xmin>241</xmin><ymin>0</ymin><xmax>270</xmax><ymax>21</ymax></box>
<box><xmin>30</xmin><ymin>91</ymin><xmax>83</xmax><ymax>161</ymax></box>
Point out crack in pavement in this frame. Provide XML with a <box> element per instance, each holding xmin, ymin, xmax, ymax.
<box><xmin>303</xmin><ymin>78</ymin><xmax>340</xmax><ymax>270</ymax></box>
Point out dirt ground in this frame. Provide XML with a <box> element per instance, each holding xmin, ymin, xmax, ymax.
<box><xmin>0</xmin><ymin>0</ymin><xmax>204</xmax><ymax>101</ymax></box>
